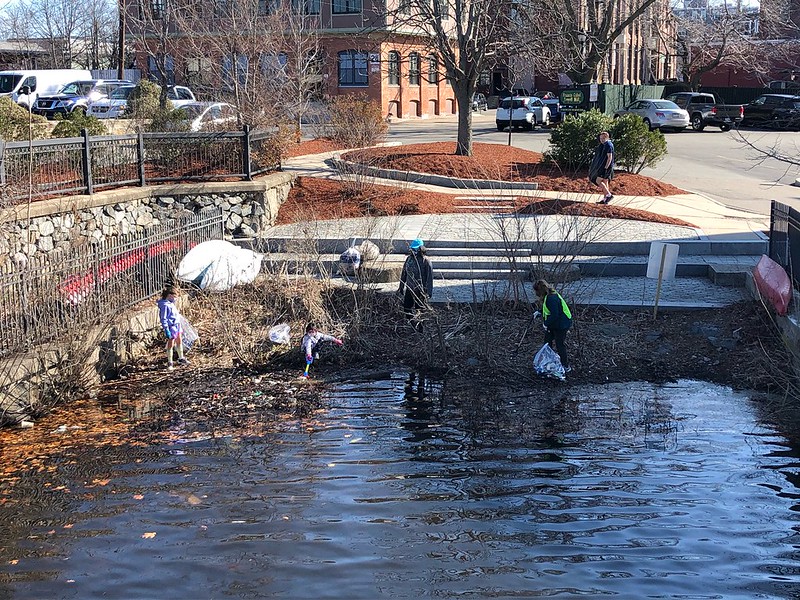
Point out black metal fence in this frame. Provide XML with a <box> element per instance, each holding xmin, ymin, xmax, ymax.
<box><xmin>769</xmin><ymin>201</ymin><xmax>800</xmax><ymax>286</ymax></box>
<box><xmin>0</xmin><ymin>127</ymin><xmax>279</xmax><ymax>204</ymax></box>
<box><xmin>0</xmin><ymin>209</ymin><xmax>224</xmax><ymax>358</ymax></box>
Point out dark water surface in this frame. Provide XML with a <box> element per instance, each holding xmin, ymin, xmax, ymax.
<box><xmin>2</xmin><ymin>376</ymin><xmax>800</xmax><ymax>599</ymax></box>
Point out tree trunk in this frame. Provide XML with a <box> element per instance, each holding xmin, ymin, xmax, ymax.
<box><xmin>454</xmin><ymin>84</ymin><xmax>473</xmax><ymax>156</ymax></box>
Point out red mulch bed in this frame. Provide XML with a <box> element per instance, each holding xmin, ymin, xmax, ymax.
<box><xmin>277</xmin><ymin>177</ymin><xmax>696</xmax><ymax>228</ymax></box>
<box><xmin>284</xmin><ymin>138</ymin><xmax>346</xmax><ymax>158</ymax></box>
<box><xmin>343</xmin><ymin>141</ymin><xmax>687</xmax><ymax>197</ymax></box>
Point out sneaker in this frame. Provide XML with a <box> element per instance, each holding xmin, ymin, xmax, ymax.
<box><xmin>166</xmin><ymin>362</ymin><xmax>175</xmax><ymax>371</ymax></box>
<box><xmin>604</xmin><ymin>194</ymin><xmax>614</xmax><ymax>204</ymax></box>
<box><xmin>177</xmin><ymin>358</ymin><xmax>189</xmax><ymax>366</ymax></box>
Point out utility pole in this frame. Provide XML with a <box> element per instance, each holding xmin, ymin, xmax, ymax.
<box><xmin>117</xmin><ymin>0</ymin><xmax>126</xmax><ymax>80</ymax></box>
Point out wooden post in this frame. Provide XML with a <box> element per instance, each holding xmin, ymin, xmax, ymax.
<box><xmin>653</xmin><ymin>244</ymin><xmax>667</xmax><ymax>319</ymax></box>
<box><xmin>0</xmin><ymin>138</ymin><xmax>6</xmax><ymax>186</ymax></box>
<box><xmin>81</xmin><ymin>128</ymin><xmax>93</xmax><ymax>195</ymax></box>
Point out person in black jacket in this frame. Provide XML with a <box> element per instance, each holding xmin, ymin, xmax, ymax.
<box><xmin>533</xmin><ymin>279</ymin><xmax>573</xmax><ymax>372</ymax></box>
<box><xmin>398</xmin><ymin>238</ymin><xmax>434</xmax><ymax>320</ymax></box>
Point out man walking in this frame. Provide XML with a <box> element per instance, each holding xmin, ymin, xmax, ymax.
<box><xmin>589</xmin><ymin>131</ymin><xmax>615</xmax><ymax>204</ymax></box>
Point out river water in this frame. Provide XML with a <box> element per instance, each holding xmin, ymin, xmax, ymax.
<box><xmin>2</xmin><ymin>375</ymin><xmax>800</xmax><ymax>599</ymax></box>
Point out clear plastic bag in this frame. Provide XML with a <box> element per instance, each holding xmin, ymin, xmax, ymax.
<box><xmin>268</xmin><ymin>323</ymin><xmax>291</xmax><ymax>345</ymax></box>
<box><xmin>533</xmin><ymin>343</ymin><xmax>565</xmax><ymax>380</ymax></box>
<box><xmin>180</xmin><ymin>316</ymin><xmax>199</xmax><ymax>353</ymax></box>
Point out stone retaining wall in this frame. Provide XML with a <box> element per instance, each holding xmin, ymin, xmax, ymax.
<box><xmin>0</xmin><ymin>173</ymin><xmax>293</xmax><ymax>264</ymax></box>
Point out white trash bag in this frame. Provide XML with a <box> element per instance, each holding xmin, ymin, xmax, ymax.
<box><xmin>533</xmin><ymin>343</ymin><xmax>565</xmax><ymax>380</ymax></box>
<box><xmin>339</xmin><ymin>246</ymin><xmax>361</xmax><ymax>276</ymax></box>
<box><xmin>177</xmin><ymin>240</ymin><xmax>263</xmax><ymax>291</ymax></box>
<box><xmin>268</xmin><ymin>323</ymin><xmax>291</xmax><ymax>345</ymax></box>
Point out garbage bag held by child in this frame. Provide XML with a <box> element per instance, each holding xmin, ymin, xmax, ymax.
<box><xmin>533</xmin><ymin>343</ymin><xmax>565</xmax><ymax>380</ymax></box>
<box><xmin>339</xmin><ymin>246</ymin><xmax>361</xmax><ymax>275</ymax></box>
<box><xmin>179</xmin><ymin>316</ymin><xmax>199</xmax><ymax>353</ymax></box>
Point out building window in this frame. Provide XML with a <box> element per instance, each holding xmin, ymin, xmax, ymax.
<box><xmin>258</xmin><ymin>0</ymin><xmax>281</xmax><ymax>13</ymax></box>
<box><xmin>427</xmin><ymin>55</ymin><xmax>438</xmax><ymax>84</ymax></box>
<box><xmin>292</xmin><ymin>0</ymin><xmax>320</xmax><ymax>13</ymax></box>
<box><xmin>332</xmin><ymin>0</ymin><xmax>361</xmax><ymax>13</ymax></box>
<box><xmin>151</xmin><ymin>0</ymin><xmax>165</xmax><ymax>19</ymax></box>
<box><xmin>398</xmin><ymin>0</ymin><xmax>411</xmax><ymax>14</ymax></box>
<box><xmin>388</xmin><ymin>51</ymin><xmax>400</xmax><ymax>85</ymax></box>
<box><xmin>338</xmin><ymin>50</ymin><xmax>368</xmax><ymax>86</ymax></box>
<box><xmin>409</xmin><ymin>52</ymin><xmax>420</xmax><ymax>85</ymax></box>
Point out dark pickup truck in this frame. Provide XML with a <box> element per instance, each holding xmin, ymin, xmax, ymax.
<box><xmin>664</xmin><ymin>92</ymin><xmax>744</xmax><ymax>131</ymax></box>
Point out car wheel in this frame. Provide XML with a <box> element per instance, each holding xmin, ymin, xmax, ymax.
<box><xmin>524</xmin><ymin>121</ymin><xmax>533</xmax><ymax>131</ymax></box>
<box><xmin>720</xmin><ymin>123</ymin><xmax>732</xmax><ymax>132</ymax></box>
<box><xmin>643</xmin><ymin>118</ymin><xmax>652</xmax><ymax>130</ymax></box>
<box><xmin>496</xmin><ymin>123</ymin><xmax>505</xmax><ymax>131</ymax></box>
<box><xmin>691</xmin><ymin>114</ymin><xmax>705</xmax><ymax>131</ymax></box>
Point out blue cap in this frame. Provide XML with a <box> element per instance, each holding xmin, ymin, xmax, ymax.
<box><xmin>409</xmin><ymin>238</ymin><xmax>424</xmax><ymax>250</ymax></box>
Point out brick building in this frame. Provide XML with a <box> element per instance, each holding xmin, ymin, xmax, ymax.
<box><xmin>124</xmin><ymin>0</ymin><xmax>456</xmax><ymax>119</ymax></box>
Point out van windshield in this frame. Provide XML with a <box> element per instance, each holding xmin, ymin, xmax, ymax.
<box><xmin>0</xmin><ymin>74</ymin><xmax>22</xmax><ymax>94</ymax></box>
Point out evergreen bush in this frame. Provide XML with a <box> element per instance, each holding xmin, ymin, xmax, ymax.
<box><xmin>609</xmin><ymin>114</ymin><xmax>668</xmax><ymax>174</ymax></box>
<box><xmin>0</xmin><ymin>97</ymin><xmax>49</xmax><ymax>141</ymax></box>
<box><xmin>544</xmin><ymin>109</ymin><xmax>613</xmax><ymax>168</ymax></box>
<box><xmin>51</xmin><ymin>111</ymin><xmax>108</xmax><ymax>138</ymax></box>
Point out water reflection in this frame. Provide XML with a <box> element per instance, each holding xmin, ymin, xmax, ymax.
<box><xmin>2</xmin><ymin>377</ymin><xmax>800</xmax><ymax>599</ymax></box>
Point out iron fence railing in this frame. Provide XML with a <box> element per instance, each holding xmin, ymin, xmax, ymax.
<box><xmin>769</xmin><ymin>200</ymin><xmax>800</xmax><ymax>287</ymax></box>
<box><xmin>0</xmin><ymin>126</ymin><xmax>280</xmax><ymax>203</ymax></box>
<box><xmin>0</xmin><ymin>209</ymin><xmax>224</xmax><ymax>358</ymax></box>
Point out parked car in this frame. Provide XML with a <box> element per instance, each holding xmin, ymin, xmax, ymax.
<box><xmin>664</xmin><ymin>92</ymin><xmax>743</xmax><ymax>131</ymax></box>
<box><xmin>87</xmin><ymin>84</ymin><xmax>198</xmax><ymax>119</ymax></box>
<box><xmin>769</xmin><ymin>97</ymin><xmax>800</xmax><ymax>130</ymax></box>
<box><xmin>614</xmin><ymin>99</ymin><xmax>689</xmax><ymax>131</ymax></box>
<box><xmin>0</xmin><ymin>69</ymin><xmax>92</xmax><ymax>110</ymax></box>
<box><xmin>86</xmin><ymin>84</ymin><xmax>136</xmax><ymax>119</ymax></box>
<box><xmin>472</xmin><ymin>92</ymin><xmax>488</xmax><ymax>112</ymax></box>
<box><xmin>742</xmin><ymin>94</ymin><xmax>800</xmax><ymax>127</ymax></box>
<box><xmin>533</xmin><ymin>90</ymin><xmax>561</xmax><ymax>122</ymax></box>
<box><xmin>495</xmin><ymin>96</ymin><xmax>551</xmax><ymax>131</ymax></box>
<box><xmin>180</xmin><ymin>102</ymin><xmax>238</xmax><ymax>131</ymax></box>
<box><xmin>167</xmin><ymin>85</ymin><xmax>196</xmax><ymax>108</ymax></box>
<box><xmin>32</xmin><ymin>79</ymin><xmax>131</xmax><ymax>119</ymax></box>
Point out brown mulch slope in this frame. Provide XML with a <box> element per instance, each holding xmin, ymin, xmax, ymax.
<box><xmin>277</xmin><ymin>177</ymin><xmax>696</xmax><ymax>228</ymax></box>
<box><xmin>284</xmin><ymin>137</ymin><xmax>346</xmax><ymax>158</ymax></box>
<box><xmin>343</xmin><ymin>142</ymin><xmax>687</xmax><ymax>197</ymax></box>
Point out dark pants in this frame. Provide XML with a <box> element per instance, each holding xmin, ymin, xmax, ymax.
<box><xmin>545</xmin><ymin>328</ymin><xmax>570</xmax><ymax>369</ymax></box>
<box><xmin>403</xmin><ymin>288</ymin><xmax>427</xmax><ymax>319</ymax></box>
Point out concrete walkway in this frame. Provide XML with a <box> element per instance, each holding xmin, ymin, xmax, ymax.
<box><xmin>271</xmin><ymin>148</ymin><xmax>769</xmax><ymax>309</ymax></box>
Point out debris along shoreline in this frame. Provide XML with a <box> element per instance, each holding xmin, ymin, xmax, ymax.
<box><xmin>94</xmin><ymin>277</ymin><xmax>786</xmax><ymax>438</ymax></box>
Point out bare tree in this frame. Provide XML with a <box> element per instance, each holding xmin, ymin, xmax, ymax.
<box><xmin>387</xmin><ymin>0</ymin><xmax>519</xmax><ymax>156</ymax></box>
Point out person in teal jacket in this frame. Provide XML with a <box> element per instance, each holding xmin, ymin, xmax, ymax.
<box><xmin>533</xmin><ymin>279</ymin><xmax>572</xmax><ymax>372</ymax></box>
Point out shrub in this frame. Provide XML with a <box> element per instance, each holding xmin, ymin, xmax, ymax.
<box><xmin>544</xmin><ymin>109</ymin><xmax>613</xmax><ymax>169</ymax></box>
<box><xmin>327</xmin><ymin>94</ymin><xmax>387</xmax><ymax>149</ymax></box>
<box><xmin>126</xmin><ymin>80</ymin><xmax>161</xmax><ymax>119</ymax></box>
<box><xmin>147</xmin><ymin>107</ymin><xmax>190</xmax><ymax>133</ymax></box>
<box><xmin>51</xmin><ymin>111</ymin><xmax>108</xmax><ymax>138</ymax></box>
<box><xmin>0</xmin><ymin>96</ymin><xmax>49</xmax><ymax>141</ymax></box>
<box><xmin>609</xmin><ymin>114</ymin><xmax>668</xmax><ymax>174</ymax></box>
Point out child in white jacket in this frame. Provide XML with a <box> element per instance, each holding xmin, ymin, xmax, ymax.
<box><xmin>301</xmin><ymin>323</ymin><xmax>343</xmax><ymax>364</ymax></box>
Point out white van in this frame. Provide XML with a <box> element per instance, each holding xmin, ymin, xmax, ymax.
<box><xmin>0</xmin><ymin>69</ymin><xmax>92</xmax><ymax>109</ymax></box>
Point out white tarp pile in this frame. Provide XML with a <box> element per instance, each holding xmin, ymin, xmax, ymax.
<box><xmin>177</xmin><ymin>240</ymin><xmax>263</xmax><ymax>291</ymax></box>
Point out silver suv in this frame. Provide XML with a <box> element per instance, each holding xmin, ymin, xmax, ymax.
<box><xmin>33</xmin><ymin>79</ymin><xmax>131</xmax><ymax>119</ymax></box>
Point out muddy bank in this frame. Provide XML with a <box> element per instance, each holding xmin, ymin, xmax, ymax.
<box><xmin>96</xmin><ymin>289</ymin><xmax>786</xmax><ymax>437</ymax></box>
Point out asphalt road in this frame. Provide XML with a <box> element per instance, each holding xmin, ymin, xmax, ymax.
<box><xmin>387</xmin><ymin>111</ymin><xmax>800</xmax><ymax>217</ymax></box>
